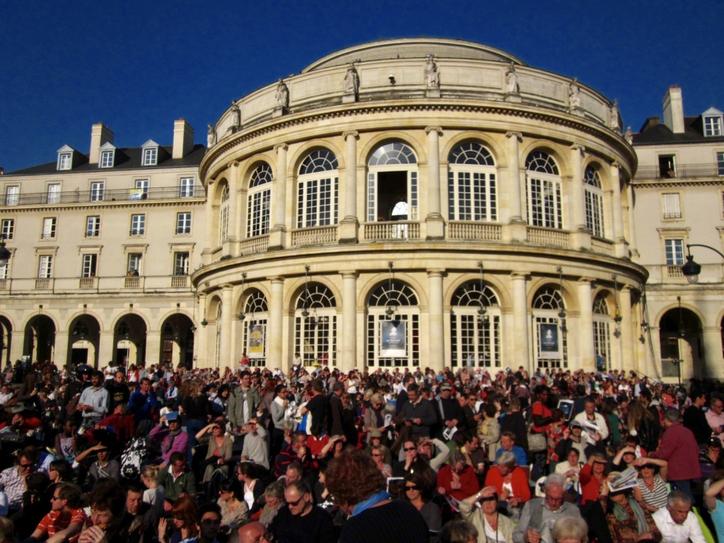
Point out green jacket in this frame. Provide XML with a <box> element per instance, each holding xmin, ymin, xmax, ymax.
<box><xmin>157</xmin><ymin>466</ymin><xmax>196</xmax><ymax>501</ymax></box>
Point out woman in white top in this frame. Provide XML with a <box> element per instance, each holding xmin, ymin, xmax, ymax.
<box><xmin>458</xmin><ymin>486</ymin><xmax>514</xmax><ymax>543</ymax></box>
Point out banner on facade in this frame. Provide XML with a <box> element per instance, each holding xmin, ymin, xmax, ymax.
<box><xmin>538</xmin><ymin>322</ymin><xmax>561</xmax><ymax>359</ymax></box>
<box><xmin>380</xmin><ymin>320</ymin><xmax>406</xmax><ymax>357</ymax></box>
<box><xmin>248</xmin><ymin>324</ymin><xmax>265</xmax><ymax>358</ymax></box>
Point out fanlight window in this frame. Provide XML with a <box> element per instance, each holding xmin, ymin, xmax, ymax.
<box><xmin>299</xmin><ymin>149</ymin><xmax>338</xmax><ymax>174</ymax></box>
<box><xmin>584</xmin><ymin>164</ymin><xmax>605</xmax><ymax>238</ymax></box>
<box><xmin>244</xmin><ymin>289</ymin><xmax>269</xmax><ymax>313</ymax></box>
<box><xmin>450</xmin><ymin>281</ymin><xmax>501</xmax><ymax>368</ymax></box>
<box><xmin>247</xmin><ymin>162</ymin><xmax>272</xmax><ymax>238</ymax></box>
<box><xmin>592</xmin><ymin>293</ymin><xmax>609</xmax><ymax>314</ymax></box>
<box><xmin>368</xmin><ymin>280</ymin><xmax>418</xmax><ymax>307</ymax></box>
<box><xmin>368</xmin><ymin>142</ymin><xmax>417</xmax><ymax>166</ymax></box>
<box><xmin>296</xmin><ymin>283</ymin><xmax>337</xmax><ymax>309</ymax></box>
<box><xmin>241</xmin><ymin>289</ymin><xmax>269</xmax><ymax>368</ymax></box>
<box><xmin>526</xmin><ymin>151</ymin><xmax>559</xmax><ymax>174</ymax></box>
<box><xmin>249</xmin><ymin>162</ymin><xmax>273</xmax><ymax>187</ymax></box>
<box><xmin>526</xmin><ymin>150</ymin><xmax>562</xmax><ymax>229</ymax></box>
<box><xmin>533</xmin><ymin>286</ymin><xmax>565</xmax><ymax>310</ymax></box>
<box><xmin>297</xmin><ymin>149</ymin><xmax>339</xmax><ymax>228</ymax></box>
<box><xmin>451</xmin><ymin>282</ymin><xmax>499</xmax><ymax>306</ymax></box>
<box><xmin>448</xmin><ymin>141</ymin><xmax>495</xmax><ymax>165</ymax></box>
<box><xmin>448</xmin><ymin>141</ymin><xmax>497</xmax><ymax>222</ymax></box>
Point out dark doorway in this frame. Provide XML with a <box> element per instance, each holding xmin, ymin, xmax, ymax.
<box><xmin>71</xmin><ymin>348</ymin><xmax>89</xmax><ymax>365</ymax></box>
<box><xmin>23</xmin><ymin>315</ymin><xmax>56</xmax><ymax>363</ymax></box>
<box><xmin>377</xmin><ymin>171</ymin><xmax>407</xmax><ymax>221</ymax></box>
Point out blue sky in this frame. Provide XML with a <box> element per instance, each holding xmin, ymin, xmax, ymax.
<box><xmin>1</xmin><ymin>0</ymin><xmax>722</xmax><ymax>172</ymax></box>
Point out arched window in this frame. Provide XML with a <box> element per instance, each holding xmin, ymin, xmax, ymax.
<box><xmin>532</xmin><ymin>285</ymin><xmax>568</xmax><ymax>369</ymax></box>
<box><xmin>218</xmin><ymin>183</ymin><xmax>230</xmax><ymax>244</ymax></box>
<box><xmin>526</xmin><ymin>151</ymin><xmax>563</xmax><ymax>229</ymax></box>
<box><xmin>450</xmin><ymin>281</ymin><xmax>501</xmax><ymax>368</ymax></box>
<box><xmin>448</xmin><ymin>141</ymin><xmax>497</xmax><ymax>221</ymax></box>
<box><xmin>240</xmin><ymin>289</ymin><xmax>268</xmax><ymax>368</ymax></box>
<box><xmin>297</xmin><ymin>149</ymin><xmax>339</xmax><ymax>228</ymax></box>
<box><xmin>366</xmin><ymin>141</ymin><xmax>418</xmax><ymax>229</ymax></box>
<box><xmin>294</xmin><ymin>283</ymin><xmax>337</xmax><ymax>366</ymax></box>
<box><xmin>584</xmin><ymin>165</ymin><xmax>605</xmax><ymax>238</ymax></box>
<box><xmin>366</xmin><ymin>280</ymin><xmax>419</xmax><ymax>367</ymax></box>
<box><xmin>592</xmin><ymin>292</ymin><xmax>611</xmax><ymax>371</ymax></box>
<box><xmin>246</xmin><ymin>162</ymin><xmax>272</xmax><ymax>238</ymax></box>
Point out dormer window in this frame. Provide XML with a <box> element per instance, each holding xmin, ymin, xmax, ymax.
<box><xmin>141</xmin><ymin>140</ymin><xmax>159</xmax><ymax>166</ymax></box>
<box><xmin>56</xmin><ymin>145</ymin><xmax>74</xmax><ymax>171</ymax></box>
<box><xmin>703</xmin><ymin>107</ymin><xmax>723</xmax><ymax>137</ymax></box>
<box><xmin>99</xmin><ymin>142</ymin><xmax>116</xmax><ymax>168</ymax></box>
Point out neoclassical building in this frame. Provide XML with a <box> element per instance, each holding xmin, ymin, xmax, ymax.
<box><xmin>193</xmin><ymin>38</ymin><xmax>647</xmax><ymax>374</ymax></box>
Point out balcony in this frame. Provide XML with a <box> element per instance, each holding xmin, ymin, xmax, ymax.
<box><xmin>240</xmin><ymin>235</ymin><xmax>269</xmax><ymax>256</ymax></box>
<box><xmin>79</xmin><ymin>277</ymin><xmax>96</xmax><ymax>289</ymax></box>
<box><xmin>291</xmin><ymin>226</ymin><xmax>337</xmax><ymax>248</ymax></box>
<box><xmin>35</xmin><ymin>278</ymin><xmax>51</xmax><ymax>289</ymax></box>
<box><xmin>448</xmin><ymin>221</ymin><xmax>502</xmax><ymax>241</ymax></box>
<box><xmin>0</xmin><ymin>185</ymin><xmax>206</xmax><ymax>208</ymax></box>
<box><xmin>364</xmin><ymin>221</ymin><xmax>420</xmax><ymax>241</ymax></box>
<box><xmin>526</xmin><ymin>226</ymin><xmax>570</xmax><ymax>249</ymax></box>
<box><xmin>171</xmin><ymin>275</ymin><xmax>189</xmax><ymax>288</ymax></box>
<box><xmin>124</xmin><ymin>276</ymin><xmax>141</xmax><ymax>288</ymax></box>
<box><xmin>636</xmin><ymin>163</ymin><xmax>724</xmax><ymax>180</ymax></box>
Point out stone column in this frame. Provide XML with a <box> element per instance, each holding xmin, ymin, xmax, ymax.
<box><xmin>195</xmin><ymin>294</ymin><xmax>208</xmax><ymax>368</ymax></box>
<box><xmin>269</xmin><ymin>144</ymin><xmax>288</xmax><ymax>249</ymax></box>
<box><xmin>145</xmin><ymin>328</ymin><xmax>161</xmax><ymax>366</ymax></box>
<box><xmin>577</xmin><ymin>279</ymin><xmax>594</xmax><ymax>371</ymax></box>
<box><xmin>425</xmin><ymin>126</ymin><xmax>444</xmax><ymax>240</ymax></box>
<box><xmin>504</xmin><ymin>132</ymin><xmax>526</xmax><ymax>242</ymax></box>
<box><xmin>339</xmin><ymin>131</ymin><xmax>359</xmax><ymax>243</ymax></box>
<box><xmin>570</xmin><ymin>145</ymin><xmax>591</xmax><ymax>250</ymax></box>
<box><xmin>511</xmin><ymin>273</ymin><xmax>530</xmax><ymax>370</ymax></box>
<box><xmin>224</xmin><ymin>162</ymin><xmax>241</xmax><ymax>256</ymax></box>
<box><xmin>202</xmin><ymin>179</ymin><xmax>218</xmax><ymax>265</ymax></box>
<box><xmin>220</xmin><ymin>285</ymin><xmax>233</xmax><ymax>369</ymax></box>
<box><xmin>610</xmin><ymin>162</ymin><xmax>626</xmax><ymax>257</ymax></box>
<box><xmin>341</xmin><ymin>271</ymin><xmax>357</xmax><ymax>371</ymax></box>
<box><xmin>54</xmin><ymin>328</ymin><xmax>69</xmax><ymax>368</ymax></box>
<box><xmin>427</xmin><ymin>269</ymin><xmax>445</xmax><ymax>371</ymax></box>
<box><xmin>619</xmin><ymin>286</ymin><xmax>634</xmax><ymax>371</ymax></box>
<box><xmin>97</xmin><ymin>330</ymin><xmax>114</xmax><ymax>368</ymax></box>
<box><xmin>703</xmin><ymin>326</ymin><xmax>724</xmax><ymax>380</ymax></box>
<box><xmin>269</xmin><ymin>277</ymin><xmax>284</xmax><ymax>370</ymax></box>
<box><xmin>626</xmin><ymin>184</ymin><xmax>638</xmax><ymax>257</ymax></box>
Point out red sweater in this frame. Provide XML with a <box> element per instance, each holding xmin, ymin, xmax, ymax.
<box><xmin>484</xmin><ymin>466</ymin><xmax>531</xmax><ymax>503</ymax></box>
<box><xmin>579</xmin><ymin>463</ymin><xmax>604</xmax><ymax>505</ymax></box>
<box><xmin>437</xmin><ymin>464</ymin><xmax>480</xmax><ymax>501</ymax></box>
<box><xmin>651</xmin><ymin>422</ymin><xmax>701</xmax><ymax>480</ymax></box>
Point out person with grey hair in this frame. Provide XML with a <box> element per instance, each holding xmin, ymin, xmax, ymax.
<box><xmin>440</xmin><ymin>519</ymin><xmax>478</xmax><ymax>543</ymax></box>
<box><xmin>649</xmin><ymin>408</ymin><xmax>700</xmax><ymax>499</ymax></box>
<box><xmin>651</xmin><ymin>490</ymin><xmax>706</xmax><ymax>542</ymax></box>
<box><xmin>485</xmin><ymin>450</ymin><xmax>531</xmax><ymax>515</ymax></box>
<box><xmin>513</xmin><ymin>473</ymin><xmax>581</xmax><ymax>543</ymax></box>
<box><xmin>551</xmin><ymin>516</ymin><xmax>588</xmax><ymax>543</ymax></box>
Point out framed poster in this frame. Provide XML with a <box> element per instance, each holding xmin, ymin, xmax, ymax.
<box><xmin>248</xmin><ymin>323</ymin><xmax>265</xmax><ymax>358</ymax></box>
<box><xmin>538</xmin><ymin>322</ymin><xmax>561</xmax><ymax>359</ymax></box>
<box><xmin>380</xmin><ymin>320</ymin><xmax>406</xmax><ymax>357</ymax></box>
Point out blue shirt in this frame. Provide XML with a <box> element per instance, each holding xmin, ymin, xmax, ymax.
<box><xmin>495</xmin><ymin>445</ymin><xmax>528</xmax><ymax>466</ymax></box>
<box><xmin>712</xmin><ymin>500</ymin><xmax>724</xmax><ymax>543</ymax></box>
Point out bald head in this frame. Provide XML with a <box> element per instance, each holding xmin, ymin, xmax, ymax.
<box><xmin>237</xmin><ymin>522</ymin><xmax>267</xmax><ymax>543</ymax></box>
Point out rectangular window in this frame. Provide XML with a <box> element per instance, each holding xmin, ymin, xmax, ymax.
<box><xmin>704</xmin><ymin>116</ymin><xmax>723</xmax><ymax>137</ymax></box>
<box><xmin>1</xmin><ymin>219</ymin><xmax>14</xmax><ymax>240</ymax></box>
<box><xmin>89</xmin><ymin>181</ymin><xmax>105</xmax><ymax>202</ymax></box>
<box><xmin>46</xmin><ymin>183</ymin><xmax>61</xmax><ymax>204</ymax></box>
<box><xmin>38</xmin><ymin>255</ymin><xmax>53</xmax><ymax>278</ymax></box>
<box><xmin>176</xmin><ymin>212</ymin><xmax>191</xmax><ymax>234</ymax></box>
<box><xmin>664</xmin><ymin>238</ymin><xmax>685</xmax><ymax>266</ymax></box>
<box><xmin>100</xmin><ymin>150</ymin><xmax>114</xmax><ymax>168</ymax></box>
<box><xmin>658</xmin><ymin>155</ymin><xmax>676</xmax><ymax>178</ymax></box>
<box><xmin>130</xmin><ymin>214</ymin><xmax>145</xmax><ymax>236</ymax></box>
<box><xmin>81</xmin><ymin>254</ymin><xmax>98</xmax><ymax>278</ymax></box>
<box><xmin>173</xmin><ymin>251</ymin><xmax>189</xmax><ymax>276</ymax></box>
<box><xmin>179</xmin><ymin>177</ymin><xmax>194</xmax><ymax>198</ymax></box>
<box><xmin>142</xmin><ymin>147</ymin><xmax>157</xmax><ymax>166</ymax></box>
<box><xmin>717</xmin><ymin>152</ymin><xmax>724</xmax><ymax>176</ymax></box>
<box><xmin>0</xmin><ymin>262</ymin><xmax>6</xmax><ymax>280</ymax></box>
<box><xmin>661</xmin><ymin>193</ymin><xmax>682</xmax><ymax>219</ymax></box>
<box><xmin>41</xmin><ymin>217</ymin><xmax>57</xmax><ymax>239</ymax></box>
<box><xmin>132</xmin><ymin>179</ymin><xmax>149</xmax><ymax>200</ymax></box>
<box><xmin>5</xmin><ymin>186</ymin><xmax>19</xmax><ymax>206</ymax></box>
<box><xmin>85</xmin><ymin>215</ymin><xmax>101</xmax><ymax>237</ymax></box>
<box><xmin>57</xmin><ymin>152</ymin><xmax>72</xmax><ymax>171</ymax></box>
<box><xmin>127</xmin><ymin>253</ymin><xmax>142</xmax><ymax>275</ymax></box>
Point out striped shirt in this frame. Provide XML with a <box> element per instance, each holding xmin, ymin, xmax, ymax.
<box><xmin>637</xmin><ymin>475</ymin><xmax>669</xmax><ymax>511</ymax></box>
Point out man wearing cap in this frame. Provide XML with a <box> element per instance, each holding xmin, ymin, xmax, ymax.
<box><xmin>149</xmin><ymin>411</ymin><xmax>189</xmax><ymax>466</ymax></box>
<box><xmin>554</xmin><ymin>420</ymin><xmax>587</xmax><ymax>464</ymax></box>
<box><xmin>77</xmin><ymin>371</ymin><xmax>109</xmax><ymax>429</ymax></box>
<box><xmin>435</xmin><ymin>382</ymin><xmax>464</xmax><ymax>439</ymax></box>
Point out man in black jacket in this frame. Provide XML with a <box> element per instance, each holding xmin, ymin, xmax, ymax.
<box><xmin>435</xmin><ymin>383</ymin><xmax>464</xmax><ymax>438</ymax></box>
<box><xmin>683</xmin><ymin>390</ymin><xmax>712</xmax><ymax>444</ymax></box>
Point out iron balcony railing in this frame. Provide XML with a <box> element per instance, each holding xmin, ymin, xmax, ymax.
<box><xmin>1</xmin><ymin>185</ymin><xmax>206</xmax><ymax>207</ymax></box>
<box><xmin>636</xmin><ymin>163</ymin><xmax>724</xmax><ymax>180</ymax></box>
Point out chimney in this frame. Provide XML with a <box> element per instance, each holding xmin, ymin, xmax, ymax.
<box><xmin>663</xmin><ymin>85</ymin><xmax>685</xmax><ymax>134</ymax></box>
<box><xmin>172</xmin><ymin>119</ymin><xmax>194</xmax><ymax>159</ymax></box>
<box><xmin>89</xmin><ymin>123</ymin><xmax>114</xmax><ymax>164</ymax></box>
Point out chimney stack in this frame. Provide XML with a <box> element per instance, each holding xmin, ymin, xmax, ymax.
<box><xmin>172</xmin><ymin>119</ymin><xmax>194</xmax><ymax>159</ymax></box>
<box><xmin>663</xmin><ymin>85</ymin><xmax>685</xmax><ymax>134</ymax></box>
<box><xmin>89</xmin><ymin>123</ymin><xmax>114</xmax><ymax>164</ymax></box>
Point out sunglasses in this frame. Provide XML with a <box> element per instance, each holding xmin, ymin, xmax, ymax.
<box><xmin>404</xmin><ymin>484</ymin><xmax>419</xmax><ymax>490</ymax></box>
<box><xmin>19</xmin><ymin>462</ymin><xmax>33</xmax><ymax>468</ymax></box>
<box><xmin>286</xmin><ymin>496</ymin><xmax>304</xmax><ymax>507</ymax></box>
<box><xmin>480</xmin><ymin>495</ymin><xmax>498</xmax><ymax>502</ymax></box>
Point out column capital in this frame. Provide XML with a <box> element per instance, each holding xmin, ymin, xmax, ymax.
<box><xmin>274</xmin><ymin>143</ymin><xmax>288</xmax><ymax>152</ymax></box>
<box><xmin>570</xmin><ymin>144</ymin><xmax>586</xmax><ymax>154</ymax></box>
<box><xmin>505</xmin><ymin>131</ymin><xmax>523</xmax><ymax>141</ymax></box>
<box><xmin>610</xmin><ymin>160</ymin><xmax>621</xmax><ymax>171</ymax></box>
<box><xmin>230</xmin><ymin>160</ymin><xmax>241</xmax><ymax>168</ymax></box>
<box><xmin>222</xmin><ymin>283</ymin><xmax>234</xmax><ymax>291</ymax></box>
<box><xmin>510</xmin><ymin>271</ymin><xmax>530</xmax><ymax>280</ymax></box>
<box><xmin>340</xmin><ymin>270</ymin><xmax>359</xmax><ymax>279</ymax></box>
<box><xmin>269</xmin><ymin>275</ymin><xmax>285</xmax><ymax>284</ymax></box>
<box><xmin>577</xmin><ymin>276</ymin><xmax>596</xmax><ymax>284</ymax></box>
<box><xmin>426</xmin><ymin>268</ymin><xmax>446</xmax><ymax>277</ymax></box>
<box><xmin>343</xmin><ymin>130</ymin><xmax>359</xmax><ymax>139</ymax></box>
<box><xmin>425</xmin><ymin>126</ymin><xmax>443</xmax><ymax>136</ymax></box>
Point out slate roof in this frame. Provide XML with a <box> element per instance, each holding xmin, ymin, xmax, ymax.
<box><xmin>8</xmin><ymin>144</ymin><xmax>206</xmax><ymax>176</ymax></box>
<box><xmin>633</xmin><ymin>116</ymin><xmax>724</xmax><ymax>145</ymax></box>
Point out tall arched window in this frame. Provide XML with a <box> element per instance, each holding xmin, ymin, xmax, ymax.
<box><xmin>448</xmin><ymin>141</ymin><xmax>497</xmax><ymax>221</ymax></box>
<box><xmin>584</xmin><ymin>165</ymin><xmax>605</xmax><ymax>238</ymax></box>
<box><xmin>294</xmin><ymin>283</ymin><xmax>337</xmax><ymax>366</ymax></box>
<box><xmin>366</xmin><ymin>141</ymin><xmax>418</xmax><ymax>223</ymax></box>
<box><xmin>526</xmin><ymin>151</ymin><xmax>563</xmax><ymax>229</ymax></box>
<box><xmin>218</xmin><ymin>183</ymin><xmax>230</xmax><ymax>244</ymax></box>
<box><xmin>240</xmin><ymin>289</ymin><xmax>268</xmax><ymax>367</ymax></box>
<box><xmin>532</xmin><ymin>285</ymin><xmax>568</xmax><ymax>369</ymax></box>
<box><xmin>246</xmin><ymin>162</ymin><xmax>272</xmax><ymax>238</ymax></box>
<box><xmin>592</xmin><ymin>292</ymin><xmax>611</xmax><ymax>371</ymax></box>
<box><xmin>297</xmin><ymin>149</ymin><xmax>339</xmax><ymax>228</ymax></box>
<box><xmin>450</xmin><ymin>281</ymin><xmax>501</xmax><ymax>368</ymax></box>
<box><xmin>366</xmin><ymin>280</ymin><xmax>419</xmax><ymax>368</ymax></box>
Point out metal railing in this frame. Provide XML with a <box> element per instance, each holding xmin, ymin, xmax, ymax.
<box><xmin>291</xmin><ymin>226</ymin><xmax>338</xmax><ymax>248</ymax></box>
<box><xmin>364</xmin><ymin>221</ymin><xmax>420</xmax><ymax>241</ymax></box>
<box><xmin>1</xmin><ymin>185</ymin><xmax>205</xmax><ymax>207</ymax></box>
<box><xmin>448</xmin><ymin>221</ymin><xmax>502</xmax><ymax>241</ymax></box>
<box><xmin>636</xmin><ymin>163</ymin><xmax>724</xmax><ymax>180</ymax></box>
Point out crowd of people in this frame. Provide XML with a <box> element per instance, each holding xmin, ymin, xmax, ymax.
<box><xmin>1</xmin><ymin>358</ymin><xmax>724</xmax><ymax>543</ymax></box>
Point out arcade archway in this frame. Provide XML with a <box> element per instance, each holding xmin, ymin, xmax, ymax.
<box><xmin>23</xmin><ymin>315</ymin><xmax>56</xmax><ymax>363</ymax></box>
<box><xmin>159</xmin><ymin>314</ymin><xmax>195</xmax><ymax>369</ymax></box>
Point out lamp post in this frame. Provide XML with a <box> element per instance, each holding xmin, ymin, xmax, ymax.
<box><xmin>681</xmin><ymin>243</ymin><xmax>724</xmax><ymax>283</ymax></box>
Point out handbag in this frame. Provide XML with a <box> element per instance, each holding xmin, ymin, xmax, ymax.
<box><xmin>527</xmin><ymin>428</ymin><xmax>547</xmax><ymax>452</ymax></box>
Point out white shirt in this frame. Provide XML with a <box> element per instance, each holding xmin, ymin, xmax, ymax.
<box><xmin>652</xmin><ymin>507</ymin><xmax>706</xmax><ymax>543</ymax></box>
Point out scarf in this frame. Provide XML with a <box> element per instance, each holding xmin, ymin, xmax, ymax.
<box><xmin>612</xmin><ymin>496</ymin><xmax>649</xmax><ymax>534</ymax></box>
<box><xmin>350</xmin><ymin>491</ymin><xmax>390</xmax><ymax>517</ymax></box>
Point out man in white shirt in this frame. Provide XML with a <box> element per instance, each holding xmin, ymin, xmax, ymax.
<box><xmin>706</xmin><ymin>396</ymin><xmax>724</xmax><ymax>446</ymax></box>
<box><xmin>652</xmin><ymin>491</ymin><xmax>706</xmax><ymax>543</ymax></box>
<box><xmin>572</xmin><ymin>397</ymin><xmax>609</xmax><ymax>446</ymax></box>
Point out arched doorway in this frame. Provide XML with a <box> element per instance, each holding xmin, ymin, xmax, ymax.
<box><xmin>160</xmin><ymin>314</ymin><xmax>195</xmax><ymax>370</ymax></box>
<box><xmin>293</xmin><ymin>282</ymin><xmax>337</xmax><ymax>367</ymax></box>
<box><xmin>238</xmin><ymin>289</ymin><xmax>269</xmax><ymax>368</ymax></box>
<box><xmin>114</xmin><ymin>314</ymin><xmax>147</xmax><ymax>366</ymax></box>
<box><xmin>23</xmin><ymin>315</ymin><xmax>56</xmax><ymax>363</ymax></box>
<box><xmin>0</xmin><ymin>316</ymin><xmax>12</xmax><ymax>367</ymax></box>
<box><xmin>67</xmin><ymin>315</ymin><xmax>101</xmax><ymax>368</ymax></box>
<box><xmin>450</xmin><ymin>280</ymin><xmax>502</xmax><ymax>368</ymax></box>
<box><xmin>659</xmin><ymin>305</ymin><xmax>703</xmax><ymax>381</ymax></box>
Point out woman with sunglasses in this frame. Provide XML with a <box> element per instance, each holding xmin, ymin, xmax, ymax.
<box><xmin>404</xmin><ymin>470</ymin><xmax>442</xmax><ymax>538</ymax></box>
<box><xmin>459</xmin><ymin>486</ymin><xmax>514</xmax><ymax>543</ymax></box>
<box><xmin>632</xmin><ymin>457</ymin><xmax>669</xmax><ymax>513</ymax></box>
<box><xmin>158</xmin><ymin>494</ymin><xmax>199</xmax><ymax>543</ymax></box>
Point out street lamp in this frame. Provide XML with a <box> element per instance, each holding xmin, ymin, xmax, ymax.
<box><xmin>681</xmin><ymin>243</ymin><xmax>724</xmax><ymax>283</ymax></box>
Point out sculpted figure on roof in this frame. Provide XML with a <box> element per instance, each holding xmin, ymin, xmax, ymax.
<box><xmin>275</xmin><ymin>80</ymin><xmax>290</xmax><ymax>110</ymax></box>
<box><xmin>425</xmin><ymin>54</ymin><xmax>440</xmax><ymax>89</ymax></box>
<box><xmin>344</xmin><ymin>63</ymin><xmax>359</xmax><ymax>99</ymax></box>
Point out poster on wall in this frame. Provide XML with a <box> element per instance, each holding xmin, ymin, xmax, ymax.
<box><xmin>538</xmin><ymin>322</ymin><xmax>561</xmax><ymax>359</ymax></box>
<box><xmin>380</xmin><ymin>320</ymin><xmax>406</xmax><ymax>357</ymax></box>
<box><xmin>248</xmin><ymin>324</ymin><xmax>265</xmax><ymax>358</ymax></box>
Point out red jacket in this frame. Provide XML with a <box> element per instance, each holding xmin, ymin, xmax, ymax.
<box><xmin>651</xmin><ymin>422</ymin><xmax>701</xmax><ymax>480</ymax></box>
<box><xmin>484</xmin><ymin>465</ymin><xmax>531</xmax><ymax>503</ymax></box>
<box><xmin>437</xmin><ymin>464</ymin><xmax>480</xmax><ymax>501</ymax></box>
<box><xmin>579</xmin><ymin>463</ymin><xmax>604</xmax><ymax>505</ymax></box>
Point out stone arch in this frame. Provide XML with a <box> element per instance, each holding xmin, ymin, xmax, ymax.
<box><xmin>67</xmin><ymin>314</ymin><xmax>102</xmax><ymax>368</ymax></box>
<box><xmin>289</xmin><ymin>140</ymin><xmax>345</xmax><ymax>177</ymax></box>
<box><xmin>442</xmin><ymin>134</ymin><xmax>503</xmax><ymax>167</ymax></box>
<box><xmin>22</xmin><ymin>314</ymin><xmax>57</xmax><ymax>364</ymax></box>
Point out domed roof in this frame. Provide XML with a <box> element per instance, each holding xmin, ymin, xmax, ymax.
<box><xmin>302</xmin><ymin>37</ymin><xmax>525</xmax><ymax>73</ymax></box>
